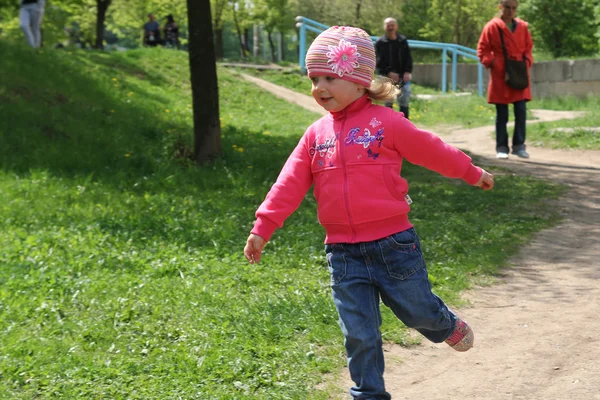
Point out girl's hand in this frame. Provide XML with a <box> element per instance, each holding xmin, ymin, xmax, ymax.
<box><xmin>475</xmin><ymin>169</ymin><xmax>494</xmax><ymax>190</ymax></box>
<box><xmin>244</xmin><ymin>234</ymin><xmax>267</xmax><ymax>264</ymax></box>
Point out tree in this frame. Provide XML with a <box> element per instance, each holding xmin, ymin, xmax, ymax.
<box><xmin>254</xmin><ymin>0</ymin><xmax>292</xmax><ymax>61</ymax></box>
<box><xmin>416</xmin><ymin>0</ymin><xmax>495</xmax><ymax>48</ymax></box>
<box><xmin>520</xmin><ymin>0</ymin><xmax>600</xmax><ymax>58</ymax></box>
<box><xmin>189</xmin><ymin>0</ymin><xmax>221</xmax><ymax>163</ymax></box>
<box><xmin>94</xmin><ymin>0</ymin><xmax>112</xmax><ymax>49</ymax></box>
<box><xmin>231</xmin><ymin>1</ymin><xmax>251</xmax><ymax>58</ymax></box>
<box><xmin>211</xmin><ymin>0</ymin><xmax>228</xmax><ymax>59</ymax></box>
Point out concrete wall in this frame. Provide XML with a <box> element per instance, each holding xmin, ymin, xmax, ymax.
<box><xmin>412</xmin><ymin>59</ymin><xmax>600</xmax><ymax>98</ymax></box>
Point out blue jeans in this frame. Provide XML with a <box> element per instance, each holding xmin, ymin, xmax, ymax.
<box><xmin>325</xmin><ymin>228</ymin><xmax>456</xmax><ymax>399</ymax></box>
<box><xmin>384</xmin><ymin>81</ymin><xmax>411</xmax><ymax>109</ymax></box>
<box><xmin>495</xmin><ymin>100</ymin><xmax>526</xmax><ymax>153</ymax></box>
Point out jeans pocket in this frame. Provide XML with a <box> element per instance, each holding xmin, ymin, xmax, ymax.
<box><xmin>325</xmin><ymin>245</ymin><xmax>347</xmax><ymax>285</ymax></box>
<box><xmin>379</xmin><ymin>229</ymin><xmax>425</xmax><ymax>280</ymax></box>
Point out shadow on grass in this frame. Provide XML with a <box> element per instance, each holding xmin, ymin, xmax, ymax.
<box><xmin>0</xmin><ymin>40</ymin><xmax>303</xmax><ymax>192</ymax></box>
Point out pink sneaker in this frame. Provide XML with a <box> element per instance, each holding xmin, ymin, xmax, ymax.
<box><xmin>445</xmin><ymin>317</ymin><xmax>474</xmax><ymax>352</ymax></box>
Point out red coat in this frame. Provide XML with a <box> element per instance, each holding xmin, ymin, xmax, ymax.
<box><xmin>477</xmin><ymin>17</ymin><xmax>534</xmax><ymax>104</ymax></box>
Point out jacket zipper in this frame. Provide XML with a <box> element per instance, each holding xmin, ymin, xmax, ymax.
<box><xmin>339</xmin><ymin>112</ymin><xmax>357</xmax><ymax>242</ymax></box>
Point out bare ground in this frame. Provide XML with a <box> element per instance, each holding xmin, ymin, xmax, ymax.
<box><xmin>241</xmin><ymin>74</ymin><xmax>600</xmax><ymax>399</ymax></box>
<box><xmin>342</xmin><ymin>122</ymin><xmax>600</xmax><ymax>400</ymax></box>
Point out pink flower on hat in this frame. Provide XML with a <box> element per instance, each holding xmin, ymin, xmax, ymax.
<box><xmin>326</xmin><ymin>39</ymin><xmax>360</xmax><ymax>77</ymax></box>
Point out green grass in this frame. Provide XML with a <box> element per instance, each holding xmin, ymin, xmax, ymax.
<box><xmin>0</xmin><ymin>41</ymin><xmax>565</xmax><ymax>398</ymax></box>
<box><xmin>236</xmin><ymin>67</ymin><xmax>499</xmax><ymax>128</ymax></box>
<box><xmin>526</xmin><ymin>96</ymin><xmax>600</xmax><ymax>150</ymax></box>
<box><xmin>238</xmin><ymin>67</ymin><xmax>600</xmax><ymax>149</ymax></box>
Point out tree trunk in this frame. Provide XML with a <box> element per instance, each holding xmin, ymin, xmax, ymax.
<box><xmin>243</xmin><ymin>29</ymin><xmax>250</xmax><ymax>55</ymax></box>
<box><xmin>212</xmin><ymin>0</ymin><xmax>226</xmax><ymax>60</ymax></box>
<box><xmin>267</xmin><ymin>31</ymin><xmax>276</xmax><ymax>62</ymax></box>
<box><xmin>355</xmin><ymin>0</ymin><xmax>363</xmax><ymax>26</ymax></box>
<box><xmin>453</xmin><ymin>0</ymin><xmax>462</xmax><ymax>45</ymax></box>
<box><xmin>94</xmin><ymin>0</ymin><xmax>111</xmax><ymax>49</ymax></box>
<box><xmin>214</xmin><ymin>28</ymin><xmax>224</xmax><ymax>60</ymax></box>
<box><xmin>232</xmin><ymin>6</ymin><xmax>247</xmax><ymax>58</ymax></box>
<box><xmin>189</xmin><ymin>0</ymin><xmax>222</xmax><ymax>163</ymax></box>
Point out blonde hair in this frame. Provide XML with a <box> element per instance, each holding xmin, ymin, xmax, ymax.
<box><xmin>366</xmin><ymin>76</ymin><xmax>401</xmax><ymax>102</ymax></box>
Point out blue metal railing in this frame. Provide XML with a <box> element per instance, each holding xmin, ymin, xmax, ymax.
<box><xmin>295</xmin><ymin>16</ymin><xmax>484</xmax><ymax>97</ymax></box>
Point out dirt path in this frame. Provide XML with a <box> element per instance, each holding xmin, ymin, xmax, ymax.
<box><xmin>342</xmin><ymin>158</ymin><xmax>600</xmax><ymax>400</ymax></box>
<box><xmin>345</xmin><ymin>130</ymin><xmax>600</xmax><ymax>400</ymax></box>
<box><xmin>242</xmin><ymin>75</ymin><xmax>600</xmax><ymax>399</ymax></box>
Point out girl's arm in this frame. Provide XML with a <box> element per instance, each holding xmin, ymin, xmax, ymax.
<box><xmin>250</xmin><ymin>134</ymin><xmax>314</xmax><ymax>243</ymax></box>
<box><xmin>393</xmin><ymin>116</ymin><xmax>483</xmax><ymax>185</ymax></box>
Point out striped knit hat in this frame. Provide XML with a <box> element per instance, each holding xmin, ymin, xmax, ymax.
<box><xmin>306</xmin><ymin>26</ymin><xmax>376</xmax><ymax>88</ymax></box>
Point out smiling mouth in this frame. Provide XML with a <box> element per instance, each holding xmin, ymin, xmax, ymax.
<box><xmin>321</xmin><ymin>97</ymin><xmax>333</xmax><ymax>103</ymax></box>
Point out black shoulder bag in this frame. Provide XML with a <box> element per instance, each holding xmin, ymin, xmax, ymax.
<box><xmin>498</xmin><ymin>27</ymin><xmax>529</xmax><ymax>90</ymax></box>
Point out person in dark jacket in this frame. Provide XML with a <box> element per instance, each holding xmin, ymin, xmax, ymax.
<box><xmin>375</xmin><ymin>17</ymin><xmax>413</xmax><ymax>119</ymax></box>
<box><xmin>143</xmin><ymin>13</ymin><xmax>161</xmax><ymax>47</ymax></box>
<box><xmin>163</xmin><ymin>14</ymin><xmax>180</xmax><ymax>49</ymax></box>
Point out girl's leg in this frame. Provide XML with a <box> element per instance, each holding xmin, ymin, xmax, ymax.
<box><xmin>373</xmin><ymin>228</ymin><xmax>472</xmax><ymax>349</ymax></box>
<box><xmin>326</xmin><ymin>243</ymin><xmax>391</xmax><ymax>400</ymax></box>
<box><xmin>512</xmin><ymin>100</ymin><xmax>527</xmax><ymax>152</ymax></box>
<box><xmin>495</xmin><ymin>103</ymin><xmax>509</xmax><ymax>154</ymax></box>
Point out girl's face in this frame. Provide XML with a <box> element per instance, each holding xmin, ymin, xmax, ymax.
<box><xmin>310</xmin><ymin>76</ymin><xmax>365</xmax><ymax>112</ymax></box>
<box><xmin>500</xmin><ymin>0</ymin><xmax>518</xmax><ymax>20</ymax></box>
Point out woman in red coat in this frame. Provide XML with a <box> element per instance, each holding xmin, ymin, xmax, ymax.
<box><xmin>477</xmin><ymin>0</ymin><xmax>533</xmax><ymax>159</ymax></box>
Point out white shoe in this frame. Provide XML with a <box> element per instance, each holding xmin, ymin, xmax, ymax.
<box><xmin>496</xmin><ymin>152</ymin><xmax>509</xmax><ymax>159</ymax></box>
<box><xmin>513</xmin><ymin>150</ymin><xmax>530</xmax><ymax>159</ymax></box>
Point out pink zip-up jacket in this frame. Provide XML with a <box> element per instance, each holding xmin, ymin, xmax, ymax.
<box><xmin>251</xmin><ymin>95</ymin><xmax>482</xmax><ymax>244</ymax></box>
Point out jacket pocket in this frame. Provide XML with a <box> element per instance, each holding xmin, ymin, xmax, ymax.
<box><xmin>382</xmin><ymin>164</ymin><xmax>408</xmax><ymax>201</ymax></box>
<box><xmin>346</xmin><ymin>164</ymin><xmax>409</xmax><ymax>223</ymax></box>
<box><xmin>313</xmin><ymin>168</ymin><xmax>346</xmax><ymax>225</ymax></box>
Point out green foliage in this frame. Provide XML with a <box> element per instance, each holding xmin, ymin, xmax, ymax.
<box><xmin>0</xmin><ymin>42</ymin><xmax>565</xmax><ymax>397</ymax></box>
<box><xmin>411</xmin><ymin>0</ymin><xmax>496</xmax><ymax>48</ymax></box>
<box><xmin>0</xmin><ymin>0</ymin><xmax>187</xmax><ymax>49</ymax></box>
<box><xmin>254</xmin><ymin>0</ymin><xmax>294</xmax><ymax>38</ymax></box>
<box><xmin>285</xmin><ymin>0</ymin><xmax>405</xmax><ymax>35</ymax></box>
<box><xmin>519</xmin><ymin>0</ymin><xmax>600</xmax><ymax>58</ymax></box>
<box><xmin>210</xmin><ymin>0</ymin><xmax>228</xmax><ymax>28</ymax></box>
<box><xmin>107</xmin><ymin>0</ymin><xmax>187</xmax><ymax>46</ymax></box>
<box><xmin>0</xmin><ymin>0</ymin><xmax>89</xmax><ymax>47</ymax></box>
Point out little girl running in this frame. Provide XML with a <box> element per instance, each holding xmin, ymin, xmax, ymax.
<box><xmin>244</xmin><ymin>26</ymin><xmax>494</xmax><ymax>399</ymax></box>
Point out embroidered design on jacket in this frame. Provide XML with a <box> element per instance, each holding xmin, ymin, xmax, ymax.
<box><xmin>367</xmin><ymin>148</ymin><xmax>380</xmax><ymax>160</ymax></box>
<box><xmin>369</xmin><ymin>117</ymin><xmax>382</xmax><ymax>128</ymax></box>
<box><xmin>310</xmin><ymin>133</ymin><xmax>338</xmax><ymax>158</ymax></box>
<box><xmin>344</xmin><ymin>127</ymin><xmax>385</xmax><ymax>148</ymax></box>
